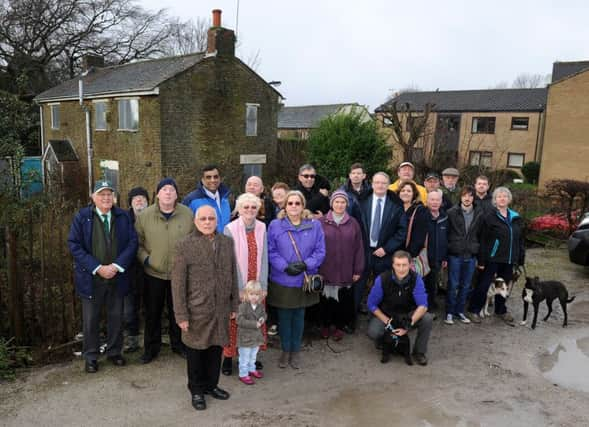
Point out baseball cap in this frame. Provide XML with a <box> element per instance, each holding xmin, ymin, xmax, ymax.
<box><xmin>93</xmin><ymin>180</ymin><xmax>114</xmax><ymax>194</ymax></box>
<box><xmin>398</xmin><ymin>161</ymin><xmax>415</xmax><ymax>170</ymax></box>
<box><xmin>425</xmin><ymin>172</ymin><xmax>440</xmax><ymax>181</ymax></box>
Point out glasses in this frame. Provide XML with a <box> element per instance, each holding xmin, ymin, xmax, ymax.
<box><xmin>197</xmin><ymin>216</ymin><xmax>216</xmax><ymax>222</ymax></box>
<box><xmin>242</xmin><ymin>205</ymin><xmax>258</xmax><ymax>210</ymax></box>
<box><xmin>287</xmin><ymin>201</ymin><xmax>302</xmax><ymax>206</ymax></box>
<box><xmin>300</xmin><ymin>174</ymin><xmax>316</xmax><ymax>179</ymax></box>
<box><xmin>204</xmin><ymin>174</ymin><xmax>220</xmax><ymax>180</ymax></box>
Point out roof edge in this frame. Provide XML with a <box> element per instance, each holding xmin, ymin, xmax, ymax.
<box><xmin>35</xmin><ymin>88</ymin><xmax>160</xmax><ymax>103</ymax></box>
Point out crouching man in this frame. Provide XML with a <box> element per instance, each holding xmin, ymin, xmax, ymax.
<box><xmin>366</xmin><ymin>250</ymin><xmax>432</xmax><ymax>366</ymax></box>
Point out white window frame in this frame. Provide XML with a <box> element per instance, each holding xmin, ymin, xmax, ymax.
<box><xmin>471</xmin><ymin>117</ymin><xmax>496</xmax><ymax>134</ymax></box>
<box><xmin>117</xmin><ymin>98</ymin><xmax>139</xmax><ymax>131</ymax></box>
<box><xmin>511</xmin><ymin>117</ymin><xmax>529</xmax><ymax>131</ymax></box>
<box><xmin>507</xmin><ymin>152</ymin><xmax>525</xmax><ymax>168</ymax></box>
<box><xmin>49</xmin><ymin>103</ymin><xmax>60</xmax><ymax>130</ymax></box>
<box><xmin>246</xmin><ymin>103</ymin><xmax>259</xmax><ymax>137</ymax></box>
<box><xmin>94</xmin><ymin>100</ymin><xmax>108</xmax><ymax>131</ymax></box>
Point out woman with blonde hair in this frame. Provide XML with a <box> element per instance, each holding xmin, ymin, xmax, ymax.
<box><xmin>267</xmin><ymin>191</ymin><xmax>325</xmax><ymax>369</ymax></box>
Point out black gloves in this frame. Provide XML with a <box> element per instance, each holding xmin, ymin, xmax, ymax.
<box><xmin>285</xmin><ymin>261</ymin><xmax>307</xmax><ymax>276</ymax></box>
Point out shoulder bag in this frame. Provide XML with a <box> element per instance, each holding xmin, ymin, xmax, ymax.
<box><xmin>406</xmin><ymin>205</ymin><xmax>431</xmax><ymax>277</ymax></box>
<box><xmin>287</xmin><ymin>231</ymin><xmax>324</xmax><ymax>294</ymax></box>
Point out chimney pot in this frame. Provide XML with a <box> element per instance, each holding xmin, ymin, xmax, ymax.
<box><xmin>212</xmin><ymin>9</ymin><xmax>222</xmax><ymax>27</ymax></box>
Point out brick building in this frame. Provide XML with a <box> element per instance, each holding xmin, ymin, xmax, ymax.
<box><xmin>35</xmin><ymin>10</ymin><xmax>282</xmax><ymax>204</ymax></box>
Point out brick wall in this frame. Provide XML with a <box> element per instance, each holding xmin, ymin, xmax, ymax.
<box><xmin>159</xmin><ymin>56</ymin><xmax>280</xmax><ymax>197</ymax></box>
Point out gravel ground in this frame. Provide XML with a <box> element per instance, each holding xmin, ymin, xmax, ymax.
<box><xmin>1</xmin><ymin>247</ymin><xmax>588</xmax><ymax>427</ymax></box>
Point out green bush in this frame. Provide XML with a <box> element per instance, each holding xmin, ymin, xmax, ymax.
<box><xmin>521</xmin><ymin>161</ymin><xmax>541</xmax><ymax>184</ymax></box>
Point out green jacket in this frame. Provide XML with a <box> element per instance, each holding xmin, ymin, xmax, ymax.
<box><xmin>135</xmin><ymin>203</ymin><xmax>194</xmax><ymax>280</ymax></box>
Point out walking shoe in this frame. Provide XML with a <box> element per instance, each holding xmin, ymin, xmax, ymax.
<box><xmin>467</xmin><ymin>312</ymin><xmax>482</xmax><ymax>324</ymax></box>
<box><xmin>239</xmin><ymin>375</ymin><xmax>255</xmax><ymax>385</ymax></box>
<box><xmin>320</xmin><ymin>327</ymin><xmax>330</xmax><ymax>339</ymax></box>
<box><xmin>331</xmin><ymin>329</ymin><xmax>344</xmax><ymax>341</ymax></box>
<box><xmin>249</xmin><ymin>370</ymin><xmax>264</xmax><ymax>379</ymax></box>
<box><xmin>414</xmin><ymin>353</ymin><xmax>428</xmax><ymax>366</ymax></box>
<box><xmin>124</xmin><ymin>335</ymin><xmax>140</xmax><ymax>353</ymax></box>
<box><xmin>279</xmin><ymin>351</ymin><xmax>289</xmax><ymax>369</ymax></box>
<box><xmin>499</xmin><ymin>312</ymin><xmax>515</xmax><ymax>327</ymax></box>
<box><xmin>191</xmin><ymin>394</ymin><xmax>206</xmax><ymax>411</ymax></box>
<box><xmin>444</xmin><ymin>314</ymin><xmax>454</xmax><ymax>325</ymax></box>
<box><xmin>204</xmin><ymin>387</ymin><xmax>230</xmax><ymax>400</ymax></box>
<box><xmin>457</xmin><ymin>313</ymin><xmax>471</xmax><ymax>324</ymax></box>
<box><xmin>85</xmin><ymin>360</ymin><xmax>98</xmax><ymax>373</ymax></box>
<box><xmin>289</xmin><ymin>351</ymin><xmax>301</xmax><ymax>369</ymax></box>
<box><xmin>267</xmin><ymin>324</ymin><xmax>278</xmax><ymax>336</ymax></box>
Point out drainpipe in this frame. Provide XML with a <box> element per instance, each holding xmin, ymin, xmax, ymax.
<box><xmin>39</xmin><ymin>105</ymin><xmax>46</xmax><ymax>185</ymax></box>
<box><xmin>79</xmin><ymin>78</ymin><xmax>93</xmax><ymax>197</ymax></box>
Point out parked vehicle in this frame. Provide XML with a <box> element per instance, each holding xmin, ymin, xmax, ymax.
<box><xmin>568</xmin><ymin>213</ymin><xmax>589</xmax><ymax>266</ymax></box>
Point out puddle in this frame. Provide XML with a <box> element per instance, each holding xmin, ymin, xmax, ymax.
<box><xmin>539</xmin><ymin>336</ymin><xmax>589</xmax><ymax>393</ymax></box>
<box><xmin>323</xmin><ymin>387</ymin><xmax>477</xmax><ymax>427</ymax></box>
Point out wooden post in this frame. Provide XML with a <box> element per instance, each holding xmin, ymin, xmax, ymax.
<box><xmin>6</xmin><ymin>226</ymin><xmax>24</xmax><ymax>343</ymax></box>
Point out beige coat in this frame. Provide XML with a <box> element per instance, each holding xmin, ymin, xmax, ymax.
<box><xmin>171</xmin><ymin>230</ymin><xmax>239</xmax><ymax>350</ymax></box>
<box><xmin>135</xmin><ymin>203</ymin><xmax>194</xmax><ymax>280</ymax></box>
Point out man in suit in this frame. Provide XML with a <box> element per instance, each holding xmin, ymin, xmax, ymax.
<box><xmin>68</xmin><ymin>180</ymin><xmax>138</xmax><ymax>373</ymax></box>
<box><xmin>356</xmin><ymin>172</ymin><xmax>408</xmax><ymax>317</ymax></box>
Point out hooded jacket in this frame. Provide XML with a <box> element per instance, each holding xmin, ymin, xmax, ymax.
<box><xmin>478</xmin><ymin>208</ymin><xmax>525</xmax><ymax>267</ymax></box>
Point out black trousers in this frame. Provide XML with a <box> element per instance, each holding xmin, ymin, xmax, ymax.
<box><xmin>143</xmin><ymin>274</ymin><xmax>183</xmax><ymax>356</ymax></box>
<box><xmin>82</xmin><ymin>281</ymin><xmax>124</xmax><ymax>361</ymax></box>
<box><xmin>424</xmin><ymin>267</ymin><xmax>441</xmax><ymax>311</ymax></box>
<box><xmin>186</xmin><ymin>345</ymin><xmax>223</xmax><ymax>395</ymax></box>
<box><xmin>319</xmin><ymin>286</ymin><xmax>355</xmax><ymax>329</ymax></box>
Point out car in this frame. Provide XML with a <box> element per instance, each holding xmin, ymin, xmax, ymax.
<box><xmin>568</xmin><ymin>212</ymin><xmax>589</xmax><ymax>266</ymax></box>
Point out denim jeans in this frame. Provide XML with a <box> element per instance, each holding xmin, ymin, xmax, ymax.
<box><xmin>446</xmin><ymin>256</ymin><xmax>476</xmax><ymax>316</ymax></box>
<box><xmin>277</xmin><ymin>308</ymin><xmax>305</xmax><ymax>352</ymax></box>
<box><xmin>238</xmin><ymin>346</ymin><xmax>259</xmax><ymax>377</ymax></box>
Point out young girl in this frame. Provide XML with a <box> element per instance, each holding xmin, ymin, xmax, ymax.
<box><xmin>237</xmin><ymin>281</ymin><xmax>267</xmax><ymax>385</ymax></box>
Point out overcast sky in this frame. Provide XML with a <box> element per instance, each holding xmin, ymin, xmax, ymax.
<box><xmin>141</xmin><ymin>0</ymin><xmax>589</xmax><ymax>111</ymax></box>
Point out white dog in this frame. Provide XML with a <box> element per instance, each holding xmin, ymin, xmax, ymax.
<box><xmin>480</xmin><ymin>278</ymin><xmax>510</xmax><ymax>318</ymax></box>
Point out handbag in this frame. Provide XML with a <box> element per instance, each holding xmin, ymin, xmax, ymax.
<box><xmin>406</xmin><ymin>206</ymin><xmax>431</xmax><ymax>277</ymax></box>
<box><xmin>287</xmin><ymin>231</ymin><xmax>325</xmax><ymax>294</ymax></box>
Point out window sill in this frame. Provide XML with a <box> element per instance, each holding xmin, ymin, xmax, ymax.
<box><xmin>117</xmin><ymin>129</ymin><xmax>139</xmax><ymax>132</ymax></box>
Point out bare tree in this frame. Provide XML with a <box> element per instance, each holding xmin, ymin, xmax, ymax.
<box><xmin>0</xmin><ymin>0</ymin><xmax>173</xmax><ymax>95</ymax></box>
<box><xmin>512</xmin><ymin>73</ymin><xmax>546</xmax><ymax>88</ymax></box>
<box><xmin>379</xmin><ymin>100</ymin><xmax>435</xmax><ymax>166</ymax></box>
<box><xmin>163</xmin><ymin>17</ymin><xmax>209</xmax><ymax>56</ymax></box>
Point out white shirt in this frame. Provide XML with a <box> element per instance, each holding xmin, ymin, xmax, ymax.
<box><xmin>369</xmin><ymin>194</ymin><xmax>385</xmax><ymax>247</ymax></box>
<box><xmin>204</xmin><ymin>187</ymin><xmax>221</xmax><ymax>209</ymax></box>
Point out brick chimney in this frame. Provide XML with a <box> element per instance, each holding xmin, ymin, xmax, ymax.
<box><xmin>82</xmin><ymin>54</ymin><xmax>104</xmax><ymax>72</ymax></box>
<box><xmin>206</xmin><ymin>9</ymin><xmax>236</xmax><ymax>57</ymax></box>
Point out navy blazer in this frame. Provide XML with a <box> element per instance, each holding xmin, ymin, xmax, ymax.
<box><xmin>358</xmin><ymin>190</ymin><xmax>407</xmax><ymax>273</ymax></box>
<box><xmin>68</xmin><ymin>205</ymin><xmax>138</xmax><ymax>299</ymax></box>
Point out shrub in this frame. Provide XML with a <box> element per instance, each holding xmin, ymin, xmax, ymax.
<box><xmin>521</xmin><ymin>161</ymin><xmax>540</xmax><ymax>184</ymax></box>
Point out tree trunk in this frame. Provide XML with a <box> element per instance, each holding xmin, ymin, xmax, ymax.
<box><xmin>6</xmin><ymin>226</ymin><xmax>24</xmax><ymax>344</ymax></box>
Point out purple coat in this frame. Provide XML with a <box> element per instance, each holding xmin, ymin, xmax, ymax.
<box><xmin>267</xmin><ymin>217</ymin><xmax>326</xmax><ymax>288</ymax></box>
<box><xmin>319</xmin><ymin>211</ymin><xmax>365</xmax><ymax>286</ymax></box>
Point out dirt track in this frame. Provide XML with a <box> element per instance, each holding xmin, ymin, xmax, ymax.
<box><xmin>1</xmin><ymin>248</ymin><xmax>588</xmax><ymax>426</ymax></box>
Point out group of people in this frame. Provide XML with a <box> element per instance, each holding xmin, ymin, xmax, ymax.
<box><xmin>67</xmin><ymin>160</ymin><xmax>525</xmax><ymax>411</ymax></box>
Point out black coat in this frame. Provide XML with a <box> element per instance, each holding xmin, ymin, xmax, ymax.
<box><xmin>478</xmin><ymin>208</ymin><xmax>525</xmax><ymax>267</ymax></box>
<box><xmin>358</xmin><ymin>190</ymin><xmax>407</xmax><ymax>273</ymax></box>
<box><xmin>447</xmin><ymin>205</ymin><xmax>484</xmax><ymax>257</ymax></box>
<box><xmin>426</xmin><ymin>210</ymin><xmax>448</xmax><ymax>267</ymax></box>
<box><xmin>295</xmin><ymin>176</ymin><xmax>330</xmax><ymax>215</ymax></box>
<box><xmin>403</xmin><ymin>203</ymin><xmax>429</xmax><ymax>258</ymax></box>
<box><xmin>474</xmin><ymin>193</ymin><xmax>493</xmax><ymax>214</ymax></box>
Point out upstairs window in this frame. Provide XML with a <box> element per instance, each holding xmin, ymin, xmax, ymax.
<box><xmin>118</xmin><ymin>99</ymin><xmax>139</xmax><ymax>131</ymax></box>
<box><xmin>50</xmin><ymin>104</ymin><xmax>60</xmax><ymax>129</ymax></box>
<box><xmin>471</xmin><ymin>117</ymin><xmax>495</xmax><ymax>134</ymax></box>
<box><xmin>511</xmin><ymin>117</ymin><xmax>529</xmax><ymax>131</ymax></box>
<box><xmin>95</xmin><ymin>101</ymin><xmax>108</xmax><ymax>131</ymax></box>
<box><xmin>246</xmin><ymin>103</ymin><xmax>259</xmax><ymax>136</ymax></box>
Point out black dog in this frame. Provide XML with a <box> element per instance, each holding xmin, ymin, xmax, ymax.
<box><xmin>381</xmin><ymin>314</ymin><xmax>412</xmax><ymax>365</ymax></box>
<box><xmin>521</xmin><ymin>276</ymin><xmax>575</xmax><ymax>329</ymax></box>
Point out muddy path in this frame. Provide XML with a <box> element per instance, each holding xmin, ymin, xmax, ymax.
<box><xmin>1</xmin><ymin>248</ymin><xmax>588</xmax><ymax>426</ymax></box>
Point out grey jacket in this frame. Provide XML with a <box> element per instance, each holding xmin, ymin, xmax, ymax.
<box><xmin>236</xmin><ymin>302</ymin><xmax>267</xmax><ymax>348</ymax></box>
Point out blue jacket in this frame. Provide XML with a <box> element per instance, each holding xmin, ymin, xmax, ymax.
<box><xmin>267</xmin><ymin>217</ymin><xmax>326</xmax><ymax>288</ymax></box>
<box><xmin>183</xmin><ymin>182</ymin><xmax>232</xmax><ymax>233</ymax></box>
<box><xmin>67</xmin><ymin>205</ymin><xmax>138</xmax><ymax>299</ymax></box>
<box><xmin>479</xmin><ymin>208</ymin><xmax>525</xmax><ymax>267</ymax></box>
<box><xmin>426</xmin><ymin>210</ymin><xmax>448</xmax><ymax>267</ymax></box>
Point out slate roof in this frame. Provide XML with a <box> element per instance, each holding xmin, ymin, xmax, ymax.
<box><xmin>48</xmin><ymin>140</ymin><xmax>78</xmax><ymax>162</ymax></box>
<box><xmin>278</xmin><ymin>103</ymin><xmax>359</xmax><ymax>129</ymax></box>
<box><xmin>375</xmin><ymin>88</ymin><xmax>547</xmax><ymax>113</ymax></box>
<box><xmin>551</xmin><ymin>61</ymin><xmax>589</xmax><ymax>83</ymax></box>
<box><xmin>35</xmin><ymin>53</ymin><xmax>206</xmax><ymax>102</ymax></box>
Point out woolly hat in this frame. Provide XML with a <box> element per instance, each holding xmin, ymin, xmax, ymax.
<box><xmin>127</xmin><ymin>187</ymin><xmax>149</xmax><ymax>206</ymax></box>
<box><xmin>156</xmin><ymin>177</ymin><xmax>178</xmax><ymax>194</ymax></box>
<box><xmin>329</xmin><ymin>190</ymin><xmax>349</xmax><ymax>207</ymax></box>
